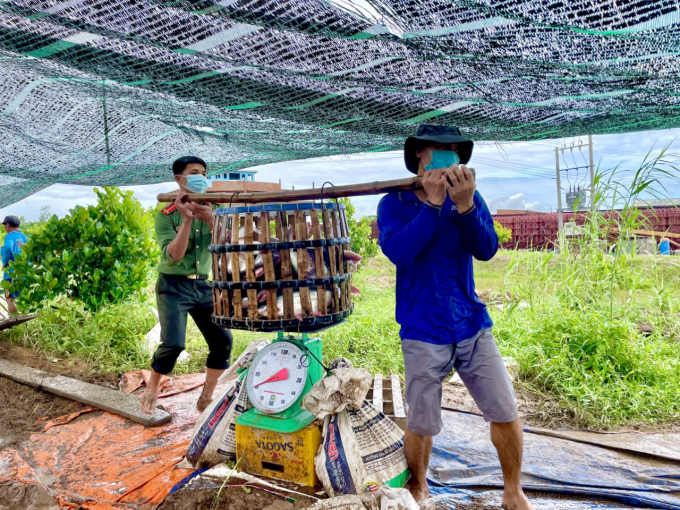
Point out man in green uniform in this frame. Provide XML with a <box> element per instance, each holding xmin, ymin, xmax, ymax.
<box><xmin>140</xmin><ymin>156</ymin><xmax>233</xmax><ymax>415</ymax></box>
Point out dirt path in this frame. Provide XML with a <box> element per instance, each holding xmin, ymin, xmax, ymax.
<box><xmin>0</xmin><ymin>340</ymin><xmax>120</xmax><ymax>388</ymax></box>
<box><xmin>0</xmin><ymin>340</ymin><xmax>123</xmax><ymax>449</ymax></box>
<box><xmin>443</xmin><ymin>381</ymin><xmax>680</xmax><ymax>433</ymax></box>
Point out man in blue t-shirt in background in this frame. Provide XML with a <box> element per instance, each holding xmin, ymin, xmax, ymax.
<box><xmin>2</xmin><ymin>215</ymin><xmax>28</xmax><ymax>315</ymax></box>
<box><xmin>378</xmin><ymin>125</ymin><xmax>533</xmax><ymax>510</ymax></box>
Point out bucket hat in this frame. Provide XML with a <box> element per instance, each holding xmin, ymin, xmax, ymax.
<box><xmin>404</xmin><ymin>125</ymin><xmax>474</xmax><ymax>174</ymax></box>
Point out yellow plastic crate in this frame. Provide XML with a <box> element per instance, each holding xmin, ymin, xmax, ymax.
<box><xmin>235</xmin><ymin>421</ymin><xmax>322</xmax><ymax>486</ymax></box>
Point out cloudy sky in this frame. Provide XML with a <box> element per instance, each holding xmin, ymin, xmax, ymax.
<box><xmin>2</xmin><ymin>128</ymin><xmax>679</xmax><ymax>221</ymax></box>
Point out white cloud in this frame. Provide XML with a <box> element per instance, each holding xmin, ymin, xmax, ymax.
<box><xmin>486</xmin><ymin>193</ymin><xmax>545</xmax><ymax>213</ymax></box>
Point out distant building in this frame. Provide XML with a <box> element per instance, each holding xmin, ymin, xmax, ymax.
<box><xmin>208</xmin><ymin>169</ymin><xmax>281</xmax><ymax>193</ymax></box>
<box><xmin>495</xmin><ymin>209</ymin><xmax>546</xmax><ymax>216</ymax></box>
<box><xmin>493</xmin><ymin>201</ymin><xmax>680</xmax><ymax>250</ymax></box>
<box><xmin>633</xmin><ymin>198</ymin><xmax>680</xmax><ymax>208</ymax></box>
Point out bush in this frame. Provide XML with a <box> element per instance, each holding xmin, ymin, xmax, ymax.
<box><xmin>5</xmin><ymin>187</ymin><xmax>159</xmax><ymax>312</ymax></box>
<box><xmin>494</xmin><ymin>220</ymin><xmax>512</xmax><ymax>244</ymax></box>
<box><xmin>340</xmin><ymin>198</ymin><xmax>379</xmax><ymax>258</ymax></box>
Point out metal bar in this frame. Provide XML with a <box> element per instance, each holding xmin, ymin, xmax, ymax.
<box><xmin>555</xmin><ymin>148</ymin><xmax>564</xmax><ymax>237</ymax></box>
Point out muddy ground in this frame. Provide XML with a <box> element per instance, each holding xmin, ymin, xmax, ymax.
<box><xmin>442</xmin><ymin>380</ymin><xmax>564</xmax><ymax>430</ymax></box>
<box><xmin>0</xmin><ymin>340</ymin><xmax>119</xmax><ymax>448</ymax></box>
<box><xmin>0</xmin><ymin>377</ymin><xmax>84</xmax><ymax>449</ymax></box>
<box><xmin>158</xmin><ymin>485</ymin><xmax>316</xmax><ymax>510</ymax></box>
<box><xmin>0</xmin><ymin>340</ymin><xmax>120</xmax><ymax>388</ymax></box>
<box><xmin>0</xmin><ymin>481</ymin><xmax>60</xmax><ymax>510</ymax></box>
<box><xmin>442</xmin><ymin>377</ymin><xmax>680</xmax><ymax>433</ymax></box>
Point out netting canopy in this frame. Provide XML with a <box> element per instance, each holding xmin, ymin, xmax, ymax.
<box><xmin>1</xmin><ymin>1</ymin><xmax>679</xmax><ymax>206</ymax></box>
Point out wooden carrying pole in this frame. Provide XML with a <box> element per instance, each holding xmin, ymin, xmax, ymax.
<box><xmin>157</xmin><ymin>176</ymin><xmax>423</xmax><ymax>204</ymax></box>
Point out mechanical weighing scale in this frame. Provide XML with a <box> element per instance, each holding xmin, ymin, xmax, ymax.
<box><xmin>209</xmin><ymin>201</ymin><xmax>354</xmax><ymax>486</ymax></box>
<box><xmin>235</xmin><ymin>330</ymin><xmax>331</xmax><ymax>486</ymax></box>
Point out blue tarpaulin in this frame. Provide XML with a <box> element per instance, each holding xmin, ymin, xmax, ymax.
<box><xmin>428</xmin><ymin>411</ymin><xmax>680</xmax><ymax>509</ymax></box>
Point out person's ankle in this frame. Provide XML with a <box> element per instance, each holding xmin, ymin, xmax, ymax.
<box><xmin>503</xmin><ymin>487</ymin><xmax>523</xmax><ymax>497</ymax></box>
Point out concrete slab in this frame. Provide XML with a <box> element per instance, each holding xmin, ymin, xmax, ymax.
<box><xmin>0</xmin><ymin>358</ymin><xmax>170</xmax><ymax>427</ymax></box>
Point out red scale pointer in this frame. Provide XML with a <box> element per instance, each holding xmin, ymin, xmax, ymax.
<box><xmin>254</xmin><ymin>368</ymin><xmax>289</xmax><ymax>388</ymax></box>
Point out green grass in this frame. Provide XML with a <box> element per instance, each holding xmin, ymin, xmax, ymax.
<box><xmin>2</xmin><ymin>296</ymin><xmax>157</xmax><ymax>373</ymax></box>
<box><xmin>2</xmin><ymin>249</ymin><xmax>679</xmax><ymax>429</ymax></box>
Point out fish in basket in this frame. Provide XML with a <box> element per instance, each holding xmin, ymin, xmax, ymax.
<box><xmin>209</xmin><ymin>202</ymin><xmax>361</xmax><ymax>333</ymax></box>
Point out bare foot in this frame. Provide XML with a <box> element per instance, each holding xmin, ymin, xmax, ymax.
<box><xmin>196</xmin><ymin>383</ymin><xmax>215</xmax><ymax>413</ymax></box>
<box><xmin>408</xmin><ymin>484</ymin><xmax>430</xmax><ymax>503</ymax></box>
<box><xmin>502</xmin><ymin>491</ymin><xmax>535</xmax><ymax>510</ymax></box>
<box><xmin>139</xmin><ymin>386</ymin><xmax>158</xmax><ymax>415</ymax></box>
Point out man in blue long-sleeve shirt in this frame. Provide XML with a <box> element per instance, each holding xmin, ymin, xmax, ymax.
<box><xmin>378</xmin><ymin>125</ymin><xmax>533</xmax><ymax>510</ymax></box>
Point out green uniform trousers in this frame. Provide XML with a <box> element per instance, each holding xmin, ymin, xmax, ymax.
<box><xmin>151</xmin><ymin>273</ymin><xmax>233</xmax><ymax>375</ymax></box>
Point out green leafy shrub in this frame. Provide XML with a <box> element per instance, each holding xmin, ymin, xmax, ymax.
<box><xmin>340</xmin><ymin>198</ymin><xmax>379</xmax><ymax>258</ymax></box>
<box><xmin>494</xmin><ymin>220</ymin><xmax>512</xmax><ymax>244</ymax></box>
<box><xmin>5</xmin><ymin>187</ymin><xmax>159</xmax><ymax>312</ymax></box>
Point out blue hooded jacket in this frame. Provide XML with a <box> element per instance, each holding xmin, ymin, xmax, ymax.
<box><xmin>377</xmin><ymin>190</ymin><xmax>497</xmax><ymax>344</ymax></box>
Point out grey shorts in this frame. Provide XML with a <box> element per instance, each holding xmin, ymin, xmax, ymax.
<box><xmin>402</xmin><ymin>328</ymin><xmax>518</xmax><ymax>436</ymax></box>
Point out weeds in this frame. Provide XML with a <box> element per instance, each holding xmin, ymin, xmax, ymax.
<box><xmin>494</xmin><ymin>148</ymin><xmax>680</xmax><ymax>428</ymax></box>
<box><xmin>2</xmin><ymin>296</ymin><xmax>156</xmax><ymax>373</ymax></box>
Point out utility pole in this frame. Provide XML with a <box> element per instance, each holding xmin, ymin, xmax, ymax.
<box><xmin>555</xmin><ymin>148</ymin><xmax>563</xmax><ymax>236</ymax></box>
<box><xmin>588</xmin><ymin>134</ymin><xmax>595</xmax><ymax>211</ymax></box>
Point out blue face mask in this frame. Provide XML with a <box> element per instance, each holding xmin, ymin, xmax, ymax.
<box><xmin>184</xmin><ymin>174</ymin><xmax>210</xmax><ymax>193</ymax></box>
<box><xmin>424</xmin><ymin>150</ymin><xmax>460</xmax><ymax>171</ymax></box>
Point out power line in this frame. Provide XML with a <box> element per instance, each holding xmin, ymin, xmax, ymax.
<box><xmin>473</xmin><ymin>156</ymin><xmax>554</xmax><ymax>177</ymax></box>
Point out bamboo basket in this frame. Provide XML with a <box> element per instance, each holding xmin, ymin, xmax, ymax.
<box><xmin>210</xmin><ymin>202</ymin><xmax>354</xmax><ymax>332</ymax></box>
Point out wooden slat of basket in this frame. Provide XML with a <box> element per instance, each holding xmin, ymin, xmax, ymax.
<box><xmin>310</xmin><ymin>213</ymin><xmax>326</xmax><ymax>316</ymax></box>
<box><xmin>230</xmin><ymin>214</ymin><xmax>242</xmax><ymax>320</ymax></box>
<box><xmin>339</xmin><ymin>207</ymin><xmax>352</xmax><ymax>308</ymax></box>
<box><xmin>219</xmin><ymin>215</ymin><xmax>230</xmax><ymax>317</ymax></box>
<box><xmin>295</xmin><ymin>210</ymin><xmax>314</xmax><ymax>317</ymax></box>
<box><xmin>260</xmin><ymin>212</ymin><xmax>278</xmax><ymax>320</ymax></box>
<box><xmin>322</xmin><ymin>209</ymin><xmax>339</xmax><ymax>313</ymax></box>
<box><xmin>331</xmin><ymin>209</ymin><xmax>347</xmax><ymax>311</ymax></box>
<box><xmin>211</xmin><ymin>215</ymin><xmax>221</xmax><ymax>316</ymax></box>
<box><xmin>244</xmin><ymin>214</ymin><xmax>258</xmax><ymax>320</ymax></box>
<box><xmin>277</xmin><ymin>211</ymin><xmax>294</xmax><ymax>319</ymax></box>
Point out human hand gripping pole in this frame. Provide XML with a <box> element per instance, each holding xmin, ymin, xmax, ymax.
<box><xmin>444</xmin><ymin>165</ymin><xmax>475</xmax><ymax>214</ymax></box>
<box><xmin>186</xmin><ymin>202</ymin><xmax>214</xmax><ymax>230</ymax></box>
<box><xmin>421</xmin><ymin>170</ymin><xmax>449</xmax><ymax>207</ymax></box>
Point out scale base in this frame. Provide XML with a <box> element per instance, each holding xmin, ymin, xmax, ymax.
<box><xmin>235</xmin><ymin>422</ymin><xmax>321</xmax><ymax>487</ymax></box>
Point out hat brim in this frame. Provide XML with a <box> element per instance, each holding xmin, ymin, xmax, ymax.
<box><xmin>404</xmin><ymin>135</ymin><xmax>474</xmax><ymax>174</ymax></box>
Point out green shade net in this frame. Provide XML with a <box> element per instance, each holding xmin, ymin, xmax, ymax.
<box><xmin>0</xmin><ymin>0</ymin><xmax>679</xmax><ymax>206</ymax></box>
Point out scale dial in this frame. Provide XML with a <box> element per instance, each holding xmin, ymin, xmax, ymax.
<box><xmin>247</xmin><ymin>341</ymin><xmax>308</xmax><ymax>414</ymax></box>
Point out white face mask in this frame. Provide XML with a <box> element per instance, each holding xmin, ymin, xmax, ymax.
<box><xmin>183</xmin><ymin>174</ymin><xmax>210</xmax><ymax>193</ymax></box>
